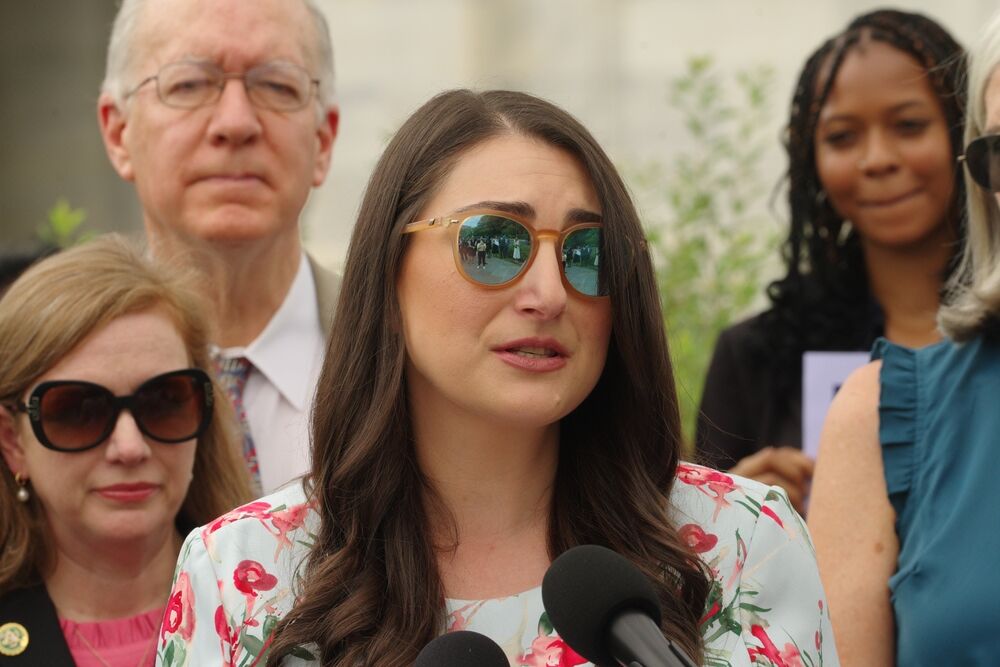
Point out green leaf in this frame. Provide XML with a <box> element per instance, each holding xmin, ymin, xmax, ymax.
<box><xmin>263</xmin><ymin>614</ymin><xmax>279</xmax><ymax>639</ymax></box>
<box><xmin>240</xmin><ymin>630</ymin><xmax>265</xmax><ymax>657</ymax></box>
<box><xmin>538</xmin><ymin>611</ymin><xmax>554</xmax><ymax>635</ymax></box>
<box><xmin>290</xmin><ymin>646</ymin><xmax>317</xmax><ymax>660</ymax></box>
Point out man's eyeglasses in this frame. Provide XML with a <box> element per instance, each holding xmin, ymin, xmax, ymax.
<box><xmin>960</xmin><ymin>134</ymin><xmax>1000</xmax><ymax>193</ymax></box>
<box><xmin>401</xmin><ymin>212</ymin><xmax>607</xmax><ymax>298</ymax></box>
<box><xmin>5</xmin><ymin>369</ymin><xmax>214</xmax><ymax>452</ymax></box>
<box><xmin>127</xmin><ymin>61</ymin><xmax>319</xmax><ymax>112</ymax></box>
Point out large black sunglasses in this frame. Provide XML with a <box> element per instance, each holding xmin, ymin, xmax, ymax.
<box><xmin>960</xmin><ymin>134</ymin><xmax>1000</xmax><ymax>193</ymax></box>
<box><xmin>6</xmin><ymin>369</ymin><xmax>214</xmax><ymax>453</ymax></box>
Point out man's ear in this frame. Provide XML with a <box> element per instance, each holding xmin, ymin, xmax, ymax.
<box><xmin>97</xmin><ymin>92</ymin><xmax>136</xmax><ymax>182</ymax></box>
<box><xmin>0</xmin><ymin>406</ymin><xmax>27</xmax><ymax>476</ymax></box>
<box><xmin>312</xmin><ymin>105</ymin><xmax>339</xmax><ymax>187</ymax></box>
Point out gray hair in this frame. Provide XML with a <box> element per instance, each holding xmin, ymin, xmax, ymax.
<box><xmin>939</xmin><ymin>9</ymin><xmax>1000</xmax><ymax>340</ymax></box>
<box><xmin>101</xmin><ymin>0</ymin><xmax>336</xmax><ymax>111</ymax></box>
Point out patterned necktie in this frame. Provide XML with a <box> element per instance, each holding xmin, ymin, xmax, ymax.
<box><xmin>213</xmin><ymin>355</ymin><xmax>263</xmax><ymax>495</ymax></box>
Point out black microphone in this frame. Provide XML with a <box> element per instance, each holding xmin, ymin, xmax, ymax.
<box><xmin>415</xmin><ymin>630</ymin><xmax>509</xmax><ymax>667</ymax></box>
<box><xmin>542</xmin><ymin>545</ymin><xmax>698</xmax><ymax>667</ymax></box>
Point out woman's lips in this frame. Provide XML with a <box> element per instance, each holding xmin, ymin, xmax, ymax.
<box><xmin>95</xmin><ymin>482</ymin><xmax>159</xmax><ymax>503</ymax></box>
<box><xmin>493</xmin><ymin>338</ymin><xmax>569</xmax><ymax>372</ymax></box>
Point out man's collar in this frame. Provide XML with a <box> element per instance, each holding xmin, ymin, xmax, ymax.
<box><xmin>216</xmin><ymin>253</ymin><xmax>322</xmax><ymax>409</ymax></box>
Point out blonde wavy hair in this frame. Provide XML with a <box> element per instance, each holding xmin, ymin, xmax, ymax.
<box><xmin>940</xmin><ymin>10</ymin><xmax>1000</xmax><ymax>340</ymax></box>
<box><xmin>0</xmin><ymin>234</ymin><xmax>252</xmax><ymax>593</ymax></box>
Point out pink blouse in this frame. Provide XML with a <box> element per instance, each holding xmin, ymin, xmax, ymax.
<box><xmin>60</xmin><ymin>606</ymin><xmax>163</xmax><ymax>667</ymax></box>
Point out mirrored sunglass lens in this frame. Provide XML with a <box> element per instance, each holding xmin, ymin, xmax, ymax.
<box><xmin>39</xmin><ymin>384</ymin><xmax>113</xmax><ymax>449</ymax></box>
<box><xmin>458</xmin><ymin>215</ymin><xmax>532</xmax><ymax>286</ymax></box>
<box><xmin>134</xmin><ymin>374</ymin><xmax>204</xmax><ymax>442</ymax></box>
<box><xmin>563</xmin><ymin>228</ymin><xmax>604</xmax><ymax>296</ymax></box>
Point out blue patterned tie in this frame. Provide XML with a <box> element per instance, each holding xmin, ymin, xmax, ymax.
<box><xmin>212</xmin><ymin>355</ymin><xmax>263</xmax><ymax>495</ymax></box>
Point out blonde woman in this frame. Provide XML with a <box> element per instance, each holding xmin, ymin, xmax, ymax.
<box><xmin>0</xmin><ymin>235</ymin><xmax>251</xmax><ymax>665</ymax></box>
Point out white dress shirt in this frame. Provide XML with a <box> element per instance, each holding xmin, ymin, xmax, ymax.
<box><xmin>214</xmin><ymin>253</ymin><xmax>325</xmax><ymax>494</ymax></box>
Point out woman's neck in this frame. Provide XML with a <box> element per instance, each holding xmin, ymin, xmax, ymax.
<box><xmin>45</xmin><ymin>529</ymin><xmax>183</xmax><ymax>621</ymax></box>
<box><xmin>412</xmin><ymin>405</ymin><xmax>558</xmax><ymax>599</ymax></box>
<box><xmin>863</xmin><ymin>229</ymin><xmax>954</xmax><ymax>348</ymax></box>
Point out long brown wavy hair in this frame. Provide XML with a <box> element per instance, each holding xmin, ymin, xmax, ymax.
<box><xmin>269</xmin><ymin>89</ymin><xmax>711</xmax><ymax>665</ymax></box>
<box><xmin>0</xmin><ymin>234</ymin><xmax>253</xmax><ymax>594</ymax></box>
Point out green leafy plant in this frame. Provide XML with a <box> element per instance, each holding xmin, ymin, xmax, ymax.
<box><xmin>633</xmin><ymin>56</ymin><xmax>780</xmax><ymax>449</ymax></box>
<box><xmin>37</xmin><ymin>198</ymin><xmax>92</xmax><ymax>248</ymax></box>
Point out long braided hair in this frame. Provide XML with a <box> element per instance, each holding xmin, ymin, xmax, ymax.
<box><xmin>759</xmin><ymin>9</ymin><xmax>966</xmax><ymax>406</ymax></box>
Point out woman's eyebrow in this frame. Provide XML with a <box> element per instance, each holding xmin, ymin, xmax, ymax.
<box><xmin>454</xmin><ymin>201</ymin><xmax>602</xmax><ymax>223</ymax></box>
<box><xmin>455</xmin><ymin>200</ymin><xmax>535</xmax><ymax>218</ymax></box>
<box><xmin>568</xmin><ymin>208</ymin><xmax>602</xmax><ymax>223</ymax></box>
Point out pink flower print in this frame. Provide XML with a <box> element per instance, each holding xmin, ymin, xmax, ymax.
<box><xmin>213</xmin><ymin>605</ymin><xmax>237</xmax><ymax>667</ymax></box>
<box><xmin>214</xmin><ymin>605</ymin><xmax>236</xmax><ymax>645</ymax></box>
<box><xmin>675</xmin><ymin>464</ymin><xmax>737</xmax><ymax>521</ymax></box>
<box><xmin>518</xmin><ymin>635</ymin><xmax>588</xmax><ymax>667</ymax></box>
<box><xmin>699</xmin><ymin>599</ymin><xmax>721</xmax><ymax>626</ymax></box>
<box><xmin>161</xmin><ymin>572</ymin><xmax>196</xmax><ymax>644</ymax></box>
<box><xmin>761</xmin><ymin>504</ymin><xmax>784</xmax><ymax>529</ymax></box>
<box><xmin>446</xmin><ymin>600</ymin><xmax>487</xmax><ymax>631</ymax></box>
<box><xmin>269</xmin><ymin>502</ymin><xmax>310</xmax><ymax>558</ymax></box>
<box><xmin>202</xmin><ymin>501</ymin><xmax>272</xmax><ymax>556</ymax></box>
<box><xmin>726</xmin><ymin>531</ymin><xmax>748</xmax><ymax>589</ymax></box>
<box><xmin>678</xmin><ymin>523</ymin><xmax>719</xmax><ymax>554</ymax></box>
<box><xmin>747</xmin><ymin>625</ymin><xmax>804</xmax><ymax>667</ymax></box>
<box><xmin>233</xmin><ymin>559</ymin><xmax>279</xmax><ymax>606</ymax></box>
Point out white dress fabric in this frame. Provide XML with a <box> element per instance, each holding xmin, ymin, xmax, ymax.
<box><xmin>155</xmin><ymin>463</ymin><xmax>838</xmax><ymax>666</ymax></box>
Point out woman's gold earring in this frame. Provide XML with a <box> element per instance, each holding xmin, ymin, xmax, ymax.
<box><xmin>13</xmin><ymin>473</ymin><xmax>29</xmax><ymax>503</ymax></box>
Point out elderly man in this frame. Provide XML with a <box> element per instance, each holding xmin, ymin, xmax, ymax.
<box><xmin>97</xmin><ymin>0</ymin><xmax>340</xmax><ymax>494</ymax></box>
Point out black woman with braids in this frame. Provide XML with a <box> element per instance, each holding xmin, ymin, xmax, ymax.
<box><xmin>695</xmin><ymin>9</ymin><xmax>967</xmax><ymax>514</ymax></box>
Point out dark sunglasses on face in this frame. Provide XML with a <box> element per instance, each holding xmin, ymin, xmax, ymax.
<box><xmin>960</xmin><ymin>134</ymin><xmax>1000</xmax><ymax>193</ymax></box>
<box><xmin>5</xmin><ymin>369</ymin><xmax>213</xmax><ymax>453</ymax></box>
<box><xmin>401</xmin><ymin>212</ymin><xmax>607</xmax><ymax>298</ymax></box>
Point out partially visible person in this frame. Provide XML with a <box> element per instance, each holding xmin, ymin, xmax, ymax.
<box><xmin>157</xmin><ymin>89</ymin><xmax>837</xmax><ymax>666</ymax></box>
<box><xmin>97</xmin><ymin>0</ymin><xmax>341</xmax><ymax>494</ymax></box>
<box><xmin>696</xmin><ymin>9</ymin><xmax>966</xmax><ymax>513</ymax></box>
<box><xmin>809</xmin><ymin>10</ymin><xmax>1000</xmax><ymax>664</ymax></box>
<box><xmin>0</xmin><ymin>235</ymin><xmax>252</xmax><ymax>665</ymax></box>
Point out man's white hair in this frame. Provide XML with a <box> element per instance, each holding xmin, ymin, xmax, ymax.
<box><xmin>101</xmin><ymin>0</ymin><xmax>336</xmax><ymax>111</ymax></box>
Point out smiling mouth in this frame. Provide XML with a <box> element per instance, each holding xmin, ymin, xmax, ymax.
<box><xmin>861</xmin><ymin>190</ymin><xmax>921</xmax><ymax>207</ymax></box>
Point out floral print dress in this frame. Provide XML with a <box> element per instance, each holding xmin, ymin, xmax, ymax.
<box><xmin>156</xmin><ymin>464</ymin><xmax>838</xmax><ymax>666</ymax></box>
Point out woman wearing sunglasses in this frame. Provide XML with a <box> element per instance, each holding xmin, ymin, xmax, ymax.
<box><xmin>809</xmin><ymin>11</ymin><xmax>1000</xmax><ymax>665</ymax></box>
<box><xmin>157</xmin><ymin>90</ymin><xmax>836</xmax><ymax>666</ymax></box>
<box><xmin>0</xmin><ymin>236</ymin><xmax>251</xmax><ymax>665</ymax></box>
<box><xmin>695</xmin><ymin>9</ymin><xmax>966</xmax><ymax>514</ymax></box>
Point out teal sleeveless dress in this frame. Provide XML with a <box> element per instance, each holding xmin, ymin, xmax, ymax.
<box><xmin>873</xmin><ymin>335</ymin><xmax>1000</xmax><ymax>665</ymax></box>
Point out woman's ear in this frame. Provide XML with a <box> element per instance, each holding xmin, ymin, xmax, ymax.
<box><xmin>0</xmin><ymin>406</ymin><xmax>27</xmax><ymax>474</ymax></box>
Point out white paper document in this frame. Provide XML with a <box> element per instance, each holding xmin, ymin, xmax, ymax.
<box><xmin>801</xmin><ymin>351</ymin><xmax>870</xmax><ymax>459</ymax></box>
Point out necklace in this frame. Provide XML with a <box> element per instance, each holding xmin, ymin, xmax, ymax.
<box><xmin>73</xmin><ymin>627</ymin><xmax>155</xmax><ymax>667</ymax></box>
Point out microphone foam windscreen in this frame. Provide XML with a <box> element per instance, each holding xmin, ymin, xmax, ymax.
<box><xmin>541</xmin><ymin>544</ymin><xmax>663</xmax><ymax>665</ymax></box>
<box><xmin>415</xmin><ymin>630</ymin><xmax>509</xmax><ymax>667</ymax></box>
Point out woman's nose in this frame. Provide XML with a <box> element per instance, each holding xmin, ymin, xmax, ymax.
<box><xmin>104</xmin><ymin>410</ymin><xmax>153</xmax><ymax>465</ymax></box>
<box><xmin>512</xmin><ymin>242</ymin><xmax>568</xmax><ymax>320</ymax></box>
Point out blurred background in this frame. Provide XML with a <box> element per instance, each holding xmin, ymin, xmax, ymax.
<box><xmin>0</xmin><ymin>0</ymin><xmax>994</xmax><ymax>438</ymax></box>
